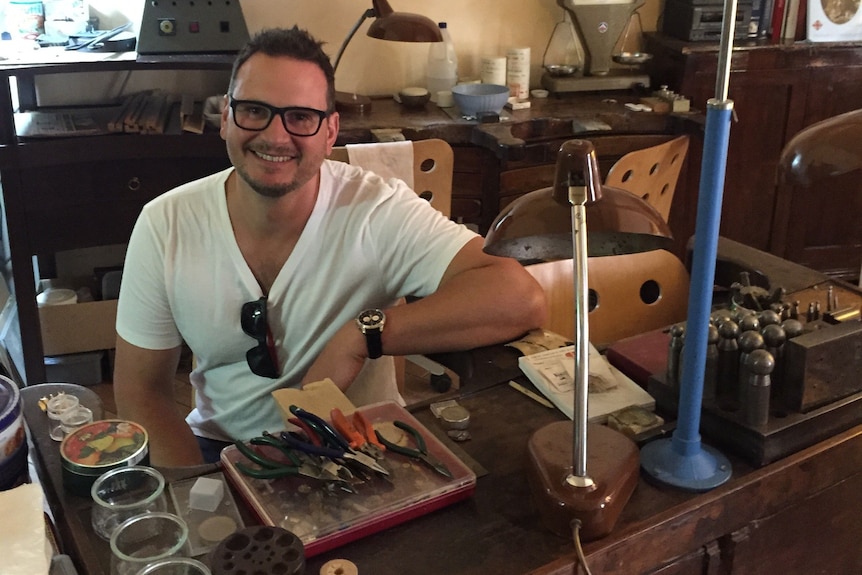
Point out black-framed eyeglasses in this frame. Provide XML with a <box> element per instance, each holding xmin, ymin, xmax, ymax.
<box><xmin>241</xmin><ymin>296</ymin><xmax>279</xmax><ymax>378</ymax></box>
<box><xmin>229</xmin><ymin>97</ymin><xmax>328</xmax><ymax>137</ymax></box>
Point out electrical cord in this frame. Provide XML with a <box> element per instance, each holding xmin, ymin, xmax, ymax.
<box><xmin>571</xmin><ymin>519</ymin><xmax>594</xmax><ymax>575</ymax></box>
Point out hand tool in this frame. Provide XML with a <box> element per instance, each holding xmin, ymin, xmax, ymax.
<box><xmin>330</xmin><ymin>407</ymin><xmax>386</xmax><ymax>460</ymax></box>
<box><xmin>374</xmin><ymin>420</ymin><xmax>453</xmax><ymax>478</ymax></box>
<box><xmin>289</xmin><ymin>405</ymin><xmax>390</xmax><ymax>476</ymax></box>
<box><xmin>232</xmin><ymin>436</ymin><xmax>355</xmax><ymax>492</ymax></box>
<box><xmin>65</xmin><ymin>23</ymin><xmax>132</xmax><ymax>51</ymax></box>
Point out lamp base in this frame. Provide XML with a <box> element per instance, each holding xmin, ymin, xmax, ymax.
<box><xmin>335</xmin><ymin>91</ymin><xmax>372</xmax><ymax>114</ymax></box>
<box><xmin>640</xmin><ymin>436</ymin><xmax>732</xmax><ymax>491</ymax></box>
<box><xmin>526</xmin><ymin>421</ymin><xmax>639</xmax><ymax>541</ymax></box>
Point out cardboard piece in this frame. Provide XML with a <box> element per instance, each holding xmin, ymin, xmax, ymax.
<box><xmin>271</xmin><ymin>378</ymin><xmax>357</xmax><ymax>426</ymax></box>
<box><xmin>39</xmin><ymin>300</ymin><xmax>118</xmax><ymax>356</ymax></box>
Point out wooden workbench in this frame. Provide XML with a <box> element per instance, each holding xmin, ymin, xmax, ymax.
<box><xmin>23</xmin><ymin>368</ymin><xmax>862</xmax><ymax>575</ymax></box>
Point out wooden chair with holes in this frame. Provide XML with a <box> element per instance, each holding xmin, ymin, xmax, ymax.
<box><xmin>604</xmin><ymin>135</ymin><xmax>690</xmax><ymax>223</ymax></box>
<box><xmin>329</xmin><ymin>139</ymin><xmax>455</xmax><ymax>395</ymax></box>
<box><xmin>328</xmin><ymin>139</ymin><xmax>453</xmax><ymax>217</ymax></box>
<box><xmin>525</xmin><ymin>249</ymin><xmax>690</xmax><ymax>348</ymax></box>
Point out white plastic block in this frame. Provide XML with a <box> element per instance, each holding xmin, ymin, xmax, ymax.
<box><xmin>189</xmin><ymin>476</ymin><xmax>224</xmax><ymax>512</ymax></box>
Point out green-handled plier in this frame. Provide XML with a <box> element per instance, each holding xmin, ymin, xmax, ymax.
<box><xmin>233</xmin><ymin>433</ymin><xmax>355</xmax><ymax>492</ymax></box>
<box><xmin>375</xmin><ymin>420</ymin><xmax>453</xmax><ymax>478</ymax></box>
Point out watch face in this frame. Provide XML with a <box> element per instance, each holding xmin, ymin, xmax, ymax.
<box><xmin>357</xmin><ymin>309</ymin><xmax>385</xmax><ymax>330</ymax></box>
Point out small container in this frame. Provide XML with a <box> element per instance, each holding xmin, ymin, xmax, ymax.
<box><xmin>0</xmin><ymin>375</ymin><xmax>27</xmax><ymax>491</ymax></box>
<box><xmin>137</xmin><ymin>557</ymin><xmax>211</xmax><ymax>575</ymax></box>
<box><xmin>110</xmin><ymin>512</ymin><xmax>189</xmax><ymax>575</ymax></box>
<box><xmin>47</xmin><ymin>392</ymin><xmax>81</xmax><ymax>441</ymax></box>
<box><xmin>58</xmin><ymin>405</ymin><xmax>94</xmax><ymax>437</ymax></box>
<box><xmin>91</xmin><ymin>465</ymin><xmax>167</xmax><ymax>541</ymax></box>
<box><xmin>60</xmin><ymin>419</ymin><xmax>149</xmax><ymax>497</ymax></box>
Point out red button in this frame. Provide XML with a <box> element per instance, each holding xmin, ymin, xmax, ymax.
<box><xmin>189</xmin><ymin>21</ymin><xmax>200</xmax><ymax>33</ymax></box>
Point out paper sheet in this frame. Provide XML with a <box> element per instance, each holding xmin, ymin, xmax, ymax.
<box><xmin>346</xmin><ymin>141</ymin><xmax>415</xmax><ymax>188</ymax></box>
<box><xmin>0</xmin><ymin>483</ymin><xmax>50</xmax><ymax>575</ymax></box>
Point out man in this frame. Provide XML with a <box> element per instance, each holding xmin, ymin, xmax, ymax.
<box><xmin>113</xmin><ymin>27</ymin><xmax>545</xmax><ymax>467</ymax></box>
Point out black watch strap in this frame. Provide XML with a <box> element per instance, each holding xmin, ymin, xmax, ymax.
<box><xmin>356</xmin><ymin>308</ymin><xmax>385</xmax><ymax>359</ymax></box>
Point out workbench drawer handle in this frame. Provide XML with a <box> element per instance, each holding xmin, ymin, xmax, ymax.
<box><xmin>127</xmin><ymin>177</ymin><xmax>141</xmax><ymax>191</ymax></box>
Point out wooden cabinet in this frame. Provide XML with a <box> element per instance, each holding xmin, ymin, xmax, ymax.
<box><xmin>645</xmin><ymin>34</ymin><xmax>862</xmax><ymax>280</ymax></box>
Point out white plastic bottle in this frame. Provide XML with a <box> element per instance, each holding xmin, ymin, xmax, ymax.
<box><xmin>426</xmin><ymin>22</ymin><xmax>458</xmax><ymax>103</ymax></box>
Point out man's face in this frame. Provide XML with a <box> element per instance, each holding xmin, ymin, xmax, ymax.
<box><xmin>221</xmin><ymin>53</ymin><xmax>339</xmax><ymax>198</ymax></box>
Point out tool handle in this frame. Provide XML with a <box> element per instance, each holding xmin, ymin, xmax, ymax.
<box><xmin>278</xmin><ymin>430</ymin><xmax>344</xmax><ymax>459</ymax></box>
<box><xmin>330</xmin><ymin>408</ymin><xmax>363</xmax><ymax>449</ymax></box>
<box><xmin>394</xmin><ymin>420</ymin><xmax>427</xmax><ymax>453</ymax></box>
<box><xmin>290</xmin><ymin>405</ymin><xmax>351</xmax><ymax>451</ymax></box>
<box><xmin>354</xmin><ymin>411</ymin><xmax>386</xmax><ymax>452</ymax></box>
<box><xmin>233</xmin><ymin>440</ymin><xmax>288</xmax><ymax>470</ymax></box>
<box><xmin>288</xmin><ymin>417</ymin><xmax>322</xmax><ymax>446</ymax></box>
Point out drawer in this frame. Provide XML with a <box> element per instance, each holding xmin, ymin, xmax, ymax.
<box><xmin>23</xmin><ymin>157</ymin><xmax>230</xmax><ymax>209</ymax></box>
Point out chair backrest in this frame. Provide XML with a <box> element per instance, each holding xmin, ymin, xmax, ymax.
<box><xmin>604</xmin><ymin>135</ymin><xmax>689</xmax><ymax>223</ymax></box>
<box><xmin>525</xmin><ymin>249</ymin><xmax>690</xmax><ymax>347</ymax></box>
<box><xmin>329</xmin><ymin>139</ymin><xmax>453</xmax><ymax>217</ymax></box>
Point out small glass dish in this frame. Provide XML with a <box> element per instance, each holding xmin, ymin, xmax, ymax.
<box><xmin>544</xmin><ymin>64</ymin><xmax>578</xmax><ymax>77</ymax></box>
<box><xmin>91</xmin><ymin>465</ymin><xmax>167</xmax><ymax>541</ymax></box>
<box><xmin>613</xmin><ymin>52</ymin><xmax>653</xmax><ymax>66</ymax></box>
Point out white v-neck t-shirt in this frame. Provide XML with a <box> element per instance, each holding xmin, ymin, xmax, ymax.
<box><xmin>116</xmin><ymin>160</ymin><xmax>476</xmax><ymax>442</ymax></box>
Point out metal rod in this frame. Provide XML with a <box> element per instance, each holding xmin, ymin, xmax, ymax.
<box><xmin>715</xmin><ymin>0</ymin><xmax>739</xmax><ymax>101</ymax></box>
<box><xmin>569</xmin><ymin>200</ymin><xmax>593</xmax><ymax>486</ymax></box>
<box><xmin>333</xmin><ymin>8</ymin><xmax>376</xmax><ymax>72</ymax></box>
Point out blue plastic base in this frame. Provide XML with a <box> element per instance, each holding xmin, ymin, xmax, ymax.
<box><xmin>640</xmin><ymin>438</ymin><xmax>732</xmax><ymax>492</ymax></box>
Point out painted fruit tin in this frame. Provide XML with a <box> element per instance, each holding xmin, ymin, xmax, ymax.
<box><xmin>60</xmin><ymin>419</ymin><xmax>149</xmax><ymax>497</ymax></box>
<box><xmin>0</xmin><ymin>375</ymin><xmax>28</xmax><ymax>490</ymax></box>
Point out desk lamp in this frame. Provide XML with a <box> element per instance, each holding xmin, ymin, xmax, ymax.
<box><xmin>333</xmin><ymin>0</ymin><xmax>442</xmax><ymax>113</ymax></box>
<box><xmin>638</xmin><ymin>0</ymin><xmax>738</xmax><ymax>491</ymax></box>
<box><xmin>484</xmin><ymin>140</ymin><xmax>673</xmax><ymax>540</ymax></box>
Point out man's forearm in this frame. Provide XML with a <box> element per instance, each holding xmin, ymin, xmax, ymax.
<box><xmin>118</xmin><ymin>393</ymin><xmax>203</xmax><ymax>466</ymax></box>
<box><xmin>381</xmin><ymin>256</ymin><xmax>546</xmax><ymax>356</ymax></box>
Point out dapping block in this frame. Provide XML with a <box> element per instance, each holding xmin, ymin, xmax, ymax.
<box><xmin>526</xmin><ymin>421</ymin><xmax>639</xmax><ymax>541</ymax></box>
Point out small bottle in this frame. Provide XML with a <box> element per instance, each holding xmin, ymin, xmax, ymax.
<box><xmin>426</xmin><ymin>22</ymin><xmax>458</xmax><ymax>103</ymax></box>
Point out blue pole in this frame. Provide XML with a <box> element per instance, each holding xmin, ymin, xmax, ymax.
<box><xmin>675</xmin><ymin>101</ymin><xmax>732</xmax><ymax>451</ymax></box>
<box><xmin>640</xmin><ymin>0</ymin><xmax>737</xmax><ymax>490</ymax></box>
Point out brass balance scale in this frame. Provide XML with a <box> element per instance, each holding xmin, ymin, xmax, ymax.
<box><xmin>541</xmin><ymin>0</ymin><xmax>652</xmax><ymax>94</ymax></box>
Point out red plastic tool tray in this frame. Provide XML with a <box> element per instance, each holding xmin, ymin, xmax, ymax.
<box><xmin>220</xmin><ymin>400</ymin><xmax>476</xmax><ymax>557</ymax></box>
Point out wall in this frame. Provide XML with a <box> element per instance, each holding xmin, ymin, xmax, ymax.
<box><xmin>97</xmin><ymin>0</ymin><xmax>662</xmax><ymax>97</ymax></box>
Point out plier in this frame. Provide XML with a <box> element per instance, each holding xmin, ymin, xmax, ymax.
<box><xmin>330</xmin><ymin>407</ymin><xmax>387</xmax><ymax>461</ymax></box>
<box><xmin>289</xmin><ymin>405</ymin><xmax>390</xmax><ymax>476</ymax></box>
<box><xmin>375</xmin><ymin>420</ymin><xmax>453</xmax><ymax>478</ymax></box>
<box><xmin>232</xmin><ymin>433</ymin><xmax>355</xmax><ymax>492</ymax></box>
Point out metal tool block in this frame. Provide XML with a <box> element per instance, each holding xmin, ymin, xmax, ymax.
<box><xmin>783</xmin><ymin>321</ymin><xmax>862</xmax><ymax>413</ymax></box>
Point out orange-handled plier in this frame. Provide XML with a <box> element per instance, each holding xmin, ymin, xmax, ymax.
<box><xmin>331</xmin><ymin>408</ymin><xmax>386</xmax><ymax>460</ymax></box>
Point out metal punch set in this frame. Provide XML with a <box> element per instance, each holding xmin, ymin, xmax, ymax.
<box><xmin>650</xmin><ymin>272</ymin><xmax>862</xmax><ymax>466</ymax></box>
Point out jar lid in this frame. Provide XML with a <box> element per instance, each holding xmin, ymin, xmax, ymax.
<box><xmin>36</xmin><ymin>288</ymin><xmax>77</xmax><ymax>307</ymax></box>
<box><xmin>61</xmin><ymin>419</ymin><xmax>148</xmax><ymax>471</ymax></box>
<box><xmin>0</xmin><ymin>375</ymin><xmax>21</xmax><ymax>432</ymax></box>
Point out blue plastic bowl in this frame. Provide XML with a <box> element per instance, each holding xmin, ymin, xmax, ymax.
<box><xmin>451</xmin><ymin>84</ymin><xmax>510</xmax><ymax>117</ymax></box>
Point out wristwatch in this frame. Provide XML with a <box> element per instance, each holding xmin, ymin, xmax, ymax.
<box><xmin>356</xmin><ymin>308</ymin><xmax>386</xmax><ymax>359</ymax></box>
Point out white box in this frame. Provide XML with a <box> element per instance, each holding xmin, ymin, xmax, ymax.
<box><xmin>808</xmin><ymin>0</ymin><xmax>862</xmax><ymax>41</ymax></box>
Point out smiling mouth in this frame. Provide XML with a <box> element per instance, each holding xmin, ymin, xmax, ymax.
<box><xmin>253</xmin><ymin>150</ymin><xmax>296</xmax><ymax>163</ymax></box>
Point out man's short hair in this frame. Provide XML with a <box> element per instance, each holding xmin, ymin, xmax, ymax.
<box><xmin>229</xmin><ymin>27</ymin><xmax>336</xmax><ymax>113</ymax></box>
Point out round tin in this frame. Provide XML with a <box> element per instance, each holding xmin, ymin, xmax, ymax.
<box><xmin>60</xmin><ymin>419</ymin><xmax>149</xmax><ymax>497</ymax></box>
<box><xmin>0</xmin><ymin>375</ymin><xmax>27</xmax><ymax>491</ymax></box>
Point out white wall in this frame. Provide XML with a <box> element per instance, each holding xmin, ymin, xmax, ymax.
<box><xmin>95</xmin><ymin>0</ymin><xmax>662</xmax><ymax>97</ymax></box>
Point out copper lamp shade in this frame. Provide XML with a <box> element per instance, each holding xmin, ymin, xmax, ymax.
<box><xmin>333</xmin><ymin>0</ymin><xmax>442</xmax><ymax>114</ymax></box>
<box><xmin>367</xmin><ymin>0</ymin><xmax>443</xmax><ymax>42</ymax></box>
<box><xmin>484</xmin><ymin>183</ymin><xmax>673</xmax><ymax>263</ymax></box>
